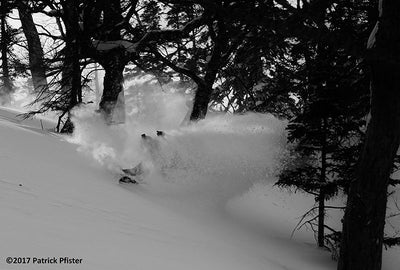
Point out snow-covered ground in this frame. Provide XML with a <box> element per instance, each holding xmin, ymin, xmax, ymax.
<box><xmin>0</xmin><ymin>96</ymin><xmax>399</xmax><ymax>269</ymax></box>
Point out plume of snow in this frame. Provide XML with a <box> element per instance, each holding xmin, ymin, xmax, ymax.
<box><xmin>68</xmin><ymin>78</ymin><xmax>287</xmax><ymax>204</ymax></box>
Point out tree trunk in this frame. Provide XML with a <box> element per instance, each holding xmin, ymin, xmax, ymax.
<box><xmin>59</xmin><ymin>44</ymin><xmax>81</xmax><ymax>134</ymax></box>
<box><xmin>17</xmin><ymin>2</ymin><xmax>47</xmax><ymax>94</ymax></box>
<box><xmin>189</xmin><ymin>58</ymin><xmax>221</xmax><ymax>121</ymax></box>
<box><xmin>189</xmin><ymin>18</ymin><xmax>225</xmax><ymax>121</ymax></box>
<box><xmin>60</xmin><ymin>1</ymin><xmax>82</xmax><ymax>133</ymax></box>
<box><xmin>318</xmin><ymin>117</ymin><xmax>327</xmax><ymax>248</ymax></box>
<box><xmin>318</xmin><ymin>191</ymin><xmax>325</xmax><ymax>247</ymax></box>
<box><xmin>190</xmin><ymin>83</ymin><xmax>213</xmax><ymax>121</ymax></box>
<box><xmin>0</xmin><ymin>11</ymin><xmax>12</xmax><ymax>103</ymax></box>
<box><xmin>98</xmin><ymin>48</ymin><xmax>126</xmax><ymax>124</ymax></box>
<box><xmin>95</xmin><ymin>0</ymin><xmax>126</xmax><ymax>124</ymax></box>
<box><xmin>338</xmin><ymin>1</ymin><xmax>400</xmax><ymax>269</ymax></box>
<box><xmin>94</xmin><ymin>63</ymin><xmax>101</xmax><ymax>104</ymax></box>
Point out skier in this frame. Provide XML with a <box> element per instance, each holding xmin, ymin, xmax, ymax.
<box><xmin>119</xmin><ymin>131</ymin><xmax>165</xmax><ymax>183</ymax></box>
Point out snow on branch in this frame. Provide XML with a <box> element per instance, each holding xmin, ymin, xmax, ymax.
<box><xmin>367</xmin><ymin>0</ymin><xmax>383</xmax><ymax>49</ymax></box>
<box><xmin>135</xmin><ymin>16</ymin><xmax>207</xmax><ymax>48</ymax></box>
<box><xmin>91</xmin><ymin>40</ymin><xmax>137</xmax><ymax>52</ymax></box>
<box><xmin>93</xmin><ymin>15</ymin><xmax>206</xmax><ymax>53</ymax></box>
<box><xmin>367</xmin><ymin>22</ymin><xmax>379</xmax><ymax>49</ymax></box>
<box><xmin>274</xmin><ymin>0</ymin><xmax>296</xmax><ymax>11</ymax></box>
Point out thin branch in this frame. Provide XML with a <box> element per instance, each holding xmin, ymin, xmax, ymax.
<box><xmin>150</xmin><ymin>47</ymin><xmax>204</xmax><ymax>86</ymax></box>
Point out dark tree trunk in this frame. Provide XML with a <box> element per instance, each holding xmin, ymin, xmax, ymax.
<box><xmin>95</xmin><ymin>0</ymin><xmax>126</xmax><ymax>124</ymax></box>
<box><xmin>94</xmin><ymin>63</ymin><xmax>101</xmax><ymax>103</ymax></box>
<box><xmin>189</xmin><ymin>19</ymin><xmax>225</xmax><ymax>121</ymax></box>
<box><xmin>98</xmin><ymin>48</ymin><xmax>126</xmax><ymax>124</ymax></box>
<box><xmin>318</xmin><ymin>117</ymin><xmax>327</xmax><ymax>248</ymax></box>
<box><xmin>189</xmin><ymin>61</ymin><xmax>220</xmax><ymax>121</ymax></box>
<box><xmin>0</xmin><ymin>11</ymin><xmax>12</xmax><ymax>103</ymax></box>
<box><xmin>318</xmin><ymin>191</ymin><xmax>325</xmax><ymax>247</ymax></box>
<box><xmin>60</xmin><ymin>1</ymin><xmax>82</xmax><ymax>133</ymax></box>
<box><xmin>190</xmin><ymin>83</ymin><xmax>213</xmax><ymax>121</ymax></box>
<box><xmin>63</xmin><ymin>42</ymin><xmax>82</xmax><ymax>107</ymax></box>
<box><xmin>17</xmin><ymin>2</ymin><xmax>47</xmax><ymax>94</ymax></box>
<box><xmin>338</xmin><ymin>1</ymin><xmax>400</xmax><ymax>269</ymax></box>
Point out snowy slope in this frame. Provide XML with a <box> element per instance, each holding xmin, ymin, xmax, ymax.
<box><xmin>0</xmin><ymin>105</ymin><xmax>398</xmax><ymax>270</ymax></box>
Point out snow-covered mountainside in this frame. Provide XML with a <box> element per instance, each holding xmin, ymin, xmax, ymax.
<box><xmin>0</xmin><ymin>105</ymin><xmax>398</xmax><ymax>270</ymax></box>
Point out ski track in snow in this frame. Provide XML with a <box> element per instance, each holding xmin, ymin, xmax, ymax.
<box><xmin>0</xmin><ymin>105</ymin><xmax>398</xmax><ymax>270</ymax></box>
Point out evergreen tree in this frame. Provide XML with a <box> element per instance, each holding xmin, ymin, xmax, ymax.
<box><xmin>149</xmin><ymin>0</ymin><xmax>287</xmax><ymax>120</ymax></box>
<box><xmin>276</xmin><ymin>0</ymin><xmax>370</xmax><ymax>251</ymax></box>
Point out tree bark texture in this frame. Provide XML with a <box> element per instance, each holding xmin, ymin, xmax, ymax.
<box><xmin>17</xmin><ymin>2</ymin><xmax>47</xmax><ymax>94</ymax></box>
<box><xmin>96</xmin><ymin>0</ymin><xmax>126</xmax><ymax>124</ymax></box>
<box><xmin>189</xmin><ymin>19</ymin><xmax>225</xmax><ymax>121</ymax></box>
<box><xmin>318</xmin><ymin>191</ymin><xmax>325</xmax><ymax>247</ymax></box>
<box><xmin>0</xmin><ymin>11</ymin><xmax>12</xmax><ymax>103</ymax></box>
<box><xmin>190</xmin><ymin>83</ymin><xmax>213</xmax><ymax>121</ymax></box>
<box><xmin>98</xmin><ymin>48</ymin><xmax>126</xmax><ymax>124</ymax></box>
<box><xmin>318</xmin><ymin>117</ymin><xmax>328</xmax><ymax>248</ymax></box>
<box><xmin>60</xmin><ymin>1</ymin><xmax>82</xmax><ymax>133</ymax></box>
<box><xmin>338</xmin><ymin>1</ymin><xmax>400</xmax><ymax>269</ymax></box>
